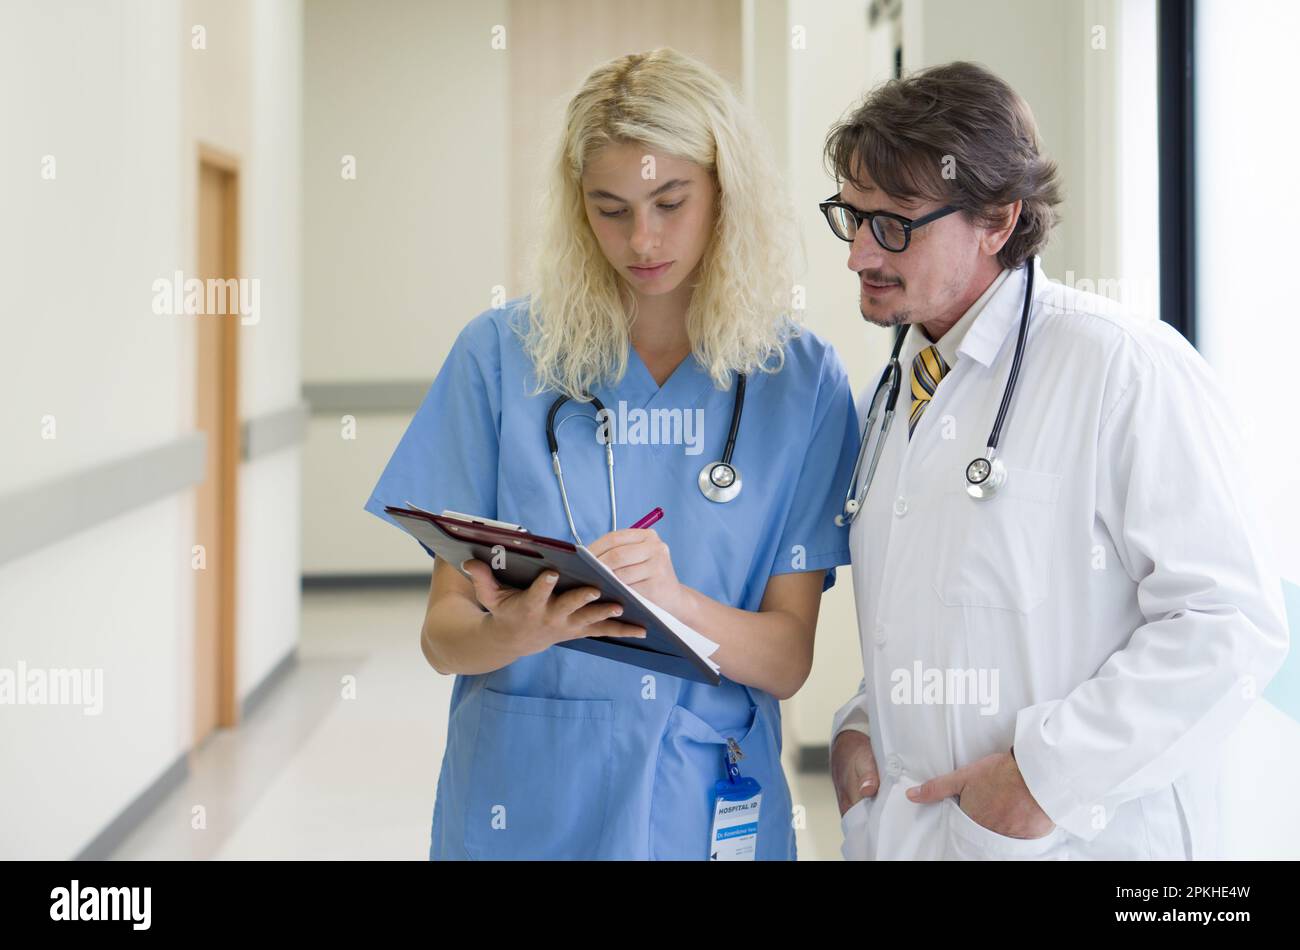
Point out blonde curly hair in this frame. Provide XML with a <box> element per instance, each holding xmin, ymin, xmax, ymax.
<box><xmin>523</xmin><ymin>48</ymin><xmax>801</xmax><ymax>401</ymax></box>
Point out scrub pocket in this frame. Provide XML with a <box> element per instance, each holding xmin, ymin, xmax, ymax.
<box><xmin>942</xmin><ymin>797</ymin><xmax>1066</xmax><ymax>860</ymax></box>
<box><xmin>650</xmin><ymin>702</ymin><xmax>792</xmax><ymax>860</ymax></box>
<box><xmin>932</xmin><ymin>468</ymin><xmax>1061</xmax><ymax>613</ymax></box>
<box><xmin>463</xmin><ymin>688</ymin><xmax>614</xmax><ymax>860</ymax></box>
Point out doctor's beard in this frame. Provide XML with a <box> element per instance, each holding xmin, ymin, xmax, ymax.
<box><xmin>860</xmin><ymin>304</ymin><xmax>910</xmax><ymax>328</ymax></box>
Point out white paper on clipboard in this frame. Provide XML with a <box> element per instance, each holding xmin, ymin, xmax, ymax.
<box><xmin>579</xmin><ymin>547</ymin><xmax>721</xmax><ymax>674</ymax></box>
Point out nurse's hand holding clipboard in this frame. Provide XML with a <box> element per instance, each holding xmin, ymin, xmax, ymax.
<box><xmin>459</xmin><ymin>560</ymin><xmax>647</xmax><ymax>659</ymax></box>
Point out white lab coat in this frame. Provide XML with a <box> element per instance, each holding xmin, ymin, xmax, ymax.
<box><xmin>833</xmin><ymin>260</ymin><xmax>1289</xmax><ymax>860</ymax></box>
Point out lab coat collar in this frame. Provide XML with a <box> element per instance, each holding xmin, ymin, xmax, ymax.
<box><xmin>955</xmin><ymin>256</ymin><xmax>1046</xmax><ymax>369</ymax></box>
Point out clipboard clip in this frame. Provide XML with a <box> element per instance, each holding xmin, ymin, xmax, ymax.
<box><xmin>416</xmin><ymin>505</ymin><xmax>527</xmax><ymax>534</ymax></box>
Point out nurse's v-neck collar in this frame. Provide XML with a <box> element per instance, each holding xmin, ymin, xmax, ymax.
<box><xmin>615</xmin><ymin>344</ymin><xmax>715</xmax><ymax>410</ymax></box>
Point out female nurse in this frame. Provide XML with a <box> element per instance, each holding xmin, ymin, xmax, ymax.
<box><xmin>364</xmin><ymin>48</ymin><xmax>859</xmax><ymax>860</ymax></box>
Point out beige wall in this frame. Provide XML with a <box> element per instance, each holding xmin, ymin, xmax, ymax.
<box><xmin>301</xmin><ymin>0</ymin><xmax>509</xmax><ymax>575</ymax></box>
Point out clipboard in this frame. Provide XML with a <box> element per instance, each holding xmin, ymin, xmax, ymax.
<box><xmin>382</xmin><ymin>504</ymin><xmax>722</xmax><ymax>686</ymax></box>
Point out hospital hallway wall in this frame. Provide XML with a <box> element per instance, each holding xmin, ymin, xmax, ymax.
<box><xmin>1</xmin><ymin>0</ymin><xmax>305</xmax><ymax>860</ymax></box>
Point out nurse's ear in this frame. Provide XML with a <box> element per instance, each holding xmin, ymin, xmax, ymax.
<box><xmin>979</xmin><ymin>199</ymin><xmax>1022</xmax><ymax>259</ymax></box>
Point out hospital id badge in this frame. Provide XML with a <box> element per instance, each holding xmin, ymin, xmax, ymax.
<box><xmin>709</xmin><ymin>738</ymin><xmax>762</xmax><ymax>861</ymax></box>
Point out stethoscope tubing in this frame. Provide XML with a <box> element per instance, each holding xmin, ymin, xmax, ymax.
<box><xmin>546</xmin><ymin>371</ymin><xmax>747</xmax><ymax>543</ymax></box>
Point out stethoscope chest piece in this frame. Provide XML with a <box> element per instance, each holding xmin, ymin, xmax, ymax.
<box><xmin>964</xmin><ymin>455</ymin><xmax>1007</xmax><ymax>499</ymax></box>
<box><xmin>696</xmin><ymin>372</ymin><xmax>747</xmax><ymax>504</ymax></box>
<box><xmin>699</xmin><ymin>460</ymin><xmax>742</xmax><ymax>503</ymax></box>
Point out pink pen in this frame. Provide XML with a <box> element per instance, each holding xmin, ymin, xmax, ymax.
<box><xmin>630</xmin><ymin>507</ymin><xmax>664</xmax><ymax>530</ymax></box>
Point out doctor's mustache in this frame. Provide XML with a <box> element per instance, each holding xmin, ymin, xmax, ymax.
<box><xmin>859</xmin><ymin>269</ymin><xmax>904</xmax><ymax>288</ymax></box>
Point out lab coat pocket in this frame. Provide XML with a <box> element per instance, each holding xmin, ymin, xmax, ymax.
<box><xmin>931</xmin><ymin>468</ymin><xmax>1061</xmax><ymax>612</ymax></box>
<box><xmin>463</xmin><ymin>689</ymin><xmax>614</xmax><ymax>860</ymax></box>
<box><xmin>942</xmin><ymin>797</ymin><xmax>1066</xmax><ymax>860</ymax></box>
<box><xmin>839</xmin><ymin>795</ymin><xmax>875</xmax><ymax>860</ymax></box>
<box><xmin>651</xmin><ymin>702</ymin><xmax>792</xmax><ymax>860</ymax></box>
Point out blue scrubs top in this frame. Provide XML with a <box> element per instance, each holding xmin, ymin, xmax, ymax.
<box><xmin>364</xmin><ymin>299</ymin><xmax>860</xmax><ymax>860</ymax></box>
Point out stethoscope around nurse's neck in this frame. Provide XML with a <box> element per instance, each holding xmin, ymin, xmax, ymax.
<box><xmin>545</xmin><ymin>373</ymin><xmax>748</xmax><ymax>545</ymax></box>
<box><xmin>836</xmin><ymin>259</ymin><xmax>1036</xmax><ymax>526</ymax></box>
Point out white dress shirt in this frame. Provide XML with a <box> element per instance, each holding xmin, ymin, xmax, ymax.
<box><xmin>833</xmin><ymin>258</ymin><xmax>1289</xmax><ymax>860</ymax></box>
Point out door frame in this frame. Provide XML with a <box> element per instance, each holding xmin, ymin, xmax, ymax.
<box><xmin>195</xmin><ymin>142</ymin><xmax>241</xmax><ymax>741</ymax></box>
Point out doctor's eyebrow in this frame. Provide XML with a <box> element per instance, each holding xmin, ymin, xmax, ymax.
<box><xmin>585</xmin><ymin>178</ymin><xmax>693</xmax><ymax>202</ymax></box>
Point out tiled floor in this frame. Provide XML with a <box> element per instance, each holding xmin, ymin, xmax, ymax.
<box><xmin>110</xmin><ymin>585</ymin><xmax>844</xmax><ymax>860</ymax></box>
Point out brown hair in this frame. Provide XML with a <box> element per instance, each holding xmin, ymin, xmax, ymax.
<box><xmin>824</xmin><ymin>61</ymin><xmax>1062</xmax><ymax>269</ymax></box>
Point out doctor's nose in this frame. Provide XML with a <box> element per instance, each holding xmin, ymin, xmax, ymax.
<box><xmin>847</xmin><ymin>227</ymin><xmax>887</xmax><ymax>273</ymax></box>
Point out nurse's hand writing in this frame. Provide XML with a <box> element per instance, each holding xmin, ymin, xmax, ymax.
<box><xmin>587</xmin><ymin>529</ymin><xmax>687</xmax><ymax>616</ymax></box>
<box><xmin>460</xmin><ymin>560</ymin><xmax>646</xmax><ymax>656</ymax></box>
<box><xmin>831</xmin><ymin>730</ymin><xmax>880</xmax><ymax>816</ymax></box>
<box><xmin>906</xmin><ymin>751</ymin><xmax>1055</xmax><ymax>839</ymax></box>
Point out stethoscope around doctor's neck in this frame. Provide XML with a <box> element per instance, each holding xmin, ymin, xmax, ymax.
<box><xmin>836</xmin><ymin>259</ymin><xmax>1036</xmax><ymax>527</ymax></box>
<box><xmin>545</xmin><ymin>373</ymin><xmax>747</xmax><ymax>544</ymax></box>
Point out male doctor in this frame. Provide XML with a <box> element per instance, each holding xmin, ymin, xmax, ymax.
<box><xmin>824</xmin><ymin>62</ymin><xmax>1289</xmax><ymax>860</ymax></box>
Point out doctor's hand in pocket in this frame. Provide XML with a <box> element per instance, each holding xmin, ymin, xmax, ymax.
<box><xmin>461</xmin><ymin>560</ymin><xmax>646</xmax><ymax>657</ymax></box>
<box><xmin>907</xmin><ymin>751</ymin><xmax>1055</xmax><ymax>838</ymax></box>
<box><xmin>832</xmin><ymin>729</ymin><xmax>881</xmax><ymax>816</ymax></box>
<box><xmin>588</xmin><ymin>529</ymin><xmax>688</xmax><ymax>616</ymax></box>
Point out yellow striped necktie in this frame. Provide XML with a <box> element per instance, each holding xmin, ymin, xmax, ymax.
<box><xmin>908</xmin><ymin>344</ymin><xmax>951</xmax><ymax>438</ymax></box>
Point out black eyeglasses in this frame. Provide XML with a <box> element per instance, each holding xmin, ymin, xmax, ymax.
<box><xmin>818</xmin><ymin>194</ymin><xmax>959</xmax><ymax>252</ymax></box>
